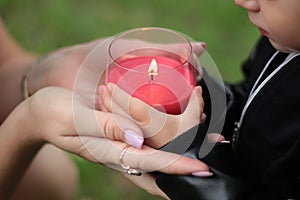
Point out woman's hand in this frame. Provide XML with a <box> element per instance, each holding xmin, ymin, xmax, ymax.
<box><xmin>27</xmin><ymin>86</ymin><xmax>208</xmax><ymax>171</ymax></box>
<box><xmin>1</xmin><ymin>86</ymin><xmax>211</xmax><ymax>198</ymax></box>
<box><xmin>98</xmin><ymin>83</ymin><xmax>205</xmax><ymax>149</ymax></box>
<box><xmin>26</xmin><ymin>38</ymin><xmax>205</xmax><ymax>96</ymax></box>
<box><xmin>29</xmin><ymin>87</ymin><xmax>211</xmax><ymax>198</ymax></box>
<box><xmin>26</xmin><ymin>39</ymin><xmax>105</xmax><ymax>95</ymax></box>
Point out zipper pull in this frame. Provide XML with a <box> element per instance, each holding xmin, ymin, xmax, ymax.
<box><xmin>232</xmin><ymin>122</ymin><xmax>240</xmax><ymax>153</ymax></box>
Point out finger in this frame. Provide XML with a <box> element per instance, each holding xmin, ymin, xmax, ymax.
<box><xmin>191</xmin><ymin>42</ymin><xmax>206</xmax><ymax>57</ymax></box>
<box><xmin>63</xmin><ymin>136</ymin><xmax>210</xmax><ymax>177</ymax></box>
<box><xmin>97</xmin><ymin>85</ymin><xmax>130</xmax><ymax>118</ymax></box>
<box><xmin>97</xmin><ymin>102</ymin><xmax>109</xmax><ymax>112</ymax></box>
<box><xmin>201</xmin><ymin>113</ymin><xmax>207</xmax><ymax>123</ymax></box>
<box><xmin>106</xmin><ymin>83</ymin><xmax>152</xmax><ymax>124</ymax></box>
<box><xmin>96</xmin><ymin>89</ymin><xmax>109</xmax><ymax>112</ymax></box>
<box><xmin>170</xmin><ymin>86</ymin><xmax>203</xmax><ymax>137</ymax></box>
<box><xmin>207</xmin><ymin>133</ymin><xmax>226</xmax><ymax>143</ymax></box>
<box><xmin>70</xmin><ymin>136</ymin><xmax>209</xmax><ymax>175</ymax></box>
<box><xmin>122</xmin><ymin>144</ymin><xmax>209</xmax><ymax>175</ymax></box>
<box><xmin>107</xmin><ymin>83</ymin><xmax>151</xmax><ymax>123</ymax></box>
<box><xmin>181</xmin><ymin>86</ymin><xmax>204</xmax><ymax>128</ymax></box>
<box><xmin>72</xmin><ymin>96</ymin><xmax>144</xmax><ymax>148</ymax></box>
<box><xmin>183</xmin><ymin>86</ymin><xmax>204</xmax><ymax>116</ymax></box>
<box><xmin>107</xmin><ymin>83</ymin><xmax>171</xmax><ymax>139</ymax></box>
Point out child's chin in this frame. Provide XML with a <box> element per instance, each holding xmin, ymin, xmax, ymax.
<box><xmin>269</xmin><ymin>40</ymin><xmax>294</xmax><ymax>53</ymax></box>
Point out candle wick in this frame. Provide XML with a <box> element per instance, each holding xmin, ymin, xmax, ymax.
<box><xmin>148</xmin><ymin>72</ymin><xmax>158</xmax><ymax>81</ymax></box>
<box><xmin>150</xmin><ymin>74</ymin><xmax>154</xmax><ymax>81</ymax></box>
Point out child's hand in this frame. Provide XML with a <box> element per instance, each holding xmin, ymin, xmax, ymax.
<box><xmin>98</xmin><ymin>83</ymin><xmax>205</xmax><ymax>149</ymax></box>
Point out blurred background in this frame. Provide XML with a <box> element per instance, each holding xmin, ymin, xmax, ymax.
<box><xmin>0</xmin><ymin>0</ymin><xmax>259</xmax><ymax>199</ymax></box>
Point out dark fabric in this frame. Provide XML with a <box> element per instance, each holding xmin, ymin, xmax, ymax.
<box><xmin>155</xmin><ymin>37</ymin><xmax>300</xmax><ymax>199</ymax></box>
<box><xmin>234</xmin><ymin>38</ymin><xmax>300</xmax><ymax>199</ymax></box>
<box><xmin>156</xmin><ymin>143</ymin><xmax>248</xmax><ymax>200</ymax></box>
<box><xmin>252</xmin><ymin>52</ymin><xmax>288</xmax><ymax>91</ymax></box>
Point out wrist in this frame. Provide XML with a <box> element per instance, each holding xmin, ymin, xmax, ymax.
<box><xmin>0</xmin><ymin>100</ymin><xmax>45</xmax><ymax>198</ymax></box>
<box><xmin>13</xmin><ymin>100</ymin><xmax>46</xmax><ymax>148</ymax></box>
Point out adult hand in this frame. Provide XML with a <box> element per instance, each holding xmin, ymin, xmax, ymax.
<box><xmin>25</xmin><ymin>87</ymin><xmax>210</xmax><ymax>198</ymax></box>
<box><xmin>0</xmin><ymin>86</ymin><xmax>211</xmax><ymax>198</ymax></box>
<box><xmin>122</xmin><ymin>133</ymin><xmax>226</xmax><ymax>199</ymax></box>
<box><xmin>25</xmin><ymin>87</ymin><xmax>210</xmax><ymax>173</ymax></box>
<box><xmin>26</xmin><ymin>37</ymin><xmax>205</xmax><ymax>95</ymax></box>
<box><xmin>26</xmin><ymin>39</ymin><xmax>105</xmax><ymax>95</ymax></box>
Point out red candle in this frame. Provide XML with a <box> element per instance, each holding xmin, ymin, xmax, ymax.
<box><xmin>107</xmin><ymin>55</ymin><xmax>195</xmax><ymax>114</ymax></box>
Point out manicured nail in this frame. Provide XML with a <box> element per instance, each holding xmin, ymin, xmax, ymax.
<box><xmin>198</xmin><ymin>42</ymin><xmax>207</xmax><ymax>49</ymax></box>
<box><xmin>192</xmin><ymin>171</ymin><xmax>213</xmax><ymax>177</ymax></box>
<box><xmin>125</xmin><ymin>130</ymin><xmax>144</xmax><ymax>149</ymax></box>
<box><xmin>220</xmin><ymin>140</ymin><xmax>231</xmax><ymax>144</ymax></box>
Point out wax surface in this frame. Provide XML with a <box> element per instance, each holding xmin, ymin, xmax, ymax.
<box><xmin>107</xmin><ymin>56</ymin><xmax>195</xmax><ymax>114</ymax></box>
<box><xmin>133</xmin><ymin>83</ymin><xmax>181</xmax><ymax>114</ymax></box>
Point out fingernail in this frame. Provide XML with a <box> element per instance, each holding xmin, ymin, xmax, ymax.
<box><xmin>125</xmin><ymin>130</ymin><xmax>144</xmax><ymax>149</ymax></box>
<box><xmin>198</xmin><ymin>42</ymin><xmax>207</xmax><ymax>49</ymax></box>
<box><xmin>192</xmin><ymin>171</ymin><xmax>213</xmax><ymax>177</ymax></box>
<box><xmin>201</xmin><ymin>113</ymin><xmax>206</xmax><ymax>123</ymax></box>
<box><xmin>220</xmin><ymin>140</ymin><xmax>231</xmax><ymax>144</ymax></box>
<box><xmin>195</xmin><ymin>86</ymin><xmax>202</xmax><ymax>96</ymax></box>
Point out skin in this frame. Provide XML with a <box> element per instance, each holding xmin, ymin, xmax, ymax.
<box><xmin>0</xmin><ymin>19</ymin><xmax>37</xmax><ymax>122</ymax></box>
<box><xmin>99</xmin><ymin>0</ymin><xmax>300</xmax><ymax>197</ymax></box>
<box><xmin>0</xmin><ymin>87</ymin><xmax>210</xmax><ymax>199</ymax></box>
<box><xmin>234</xmin><ymin>0</ymin><xmax>300</xmax><ymax>52</ymax></box>
<box><xmin>99</xmin><ymin>84</ymin><xmax>225</xmax><ymax>198</ymax></box>
<box><xmin>0</xmin><ymin>17</ymin><xmax>210</xmax><ymax>199</ymax></box>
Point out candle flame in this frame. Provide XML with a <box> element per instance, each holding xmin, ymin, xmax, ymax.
<box><xmin>148</xmin><ymin>59</ymin><xmax>158</xmax><ymax>75</ymax></box>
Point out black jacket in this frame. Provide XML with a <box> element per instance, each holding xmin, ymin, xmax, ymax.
<box><xmin>227</xmin><ymin>36</ymin><xmax>300</xmax><ymax>199</ymax></box>
<box><xmin>157</xmin><ymin>37</ymin><xmax>300</xmax><ymax>199</ymax></box>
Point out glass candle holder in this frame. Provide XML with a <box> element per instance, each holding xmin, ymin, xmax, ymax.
<box><xmin>106</xmin><ymin>27</ymin><xmax>199</xmax><ymax>114</ymax></box>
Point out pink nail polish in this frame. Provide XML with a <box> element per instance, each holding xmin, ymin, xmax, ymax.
<box><xmin>125</xmin><ymin>130</ymin><xmax>144</xmax><ymax>149</ymax></box>
<box><xmin>198</xmin><ymin>42</ymin><xmax>207</xmax><ymax>49</ymax></box>
<box><xmin>220</xmin><ymin>140</ymin><xmax>231</xmax><ymax>144</ymax></box>
<box><xmin>192</xmin><ymin>171</ymin><xmax>213</xmax><ymax>177</ymax></box>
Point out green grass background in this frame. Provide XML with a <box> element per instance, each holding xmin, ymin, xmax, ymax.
<box><xmin>0</xmin><ymin>0</ymin><xmax>259</xmax><ymax>199</ymax></box>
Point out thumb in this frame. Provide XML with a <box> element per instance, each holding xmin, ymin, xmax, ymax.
<box><xmin>175</xmin><ymin>86</ymin><xmax>203</xmax><ymax>135</ymax></box>
<box><xmin>72</xmin><ymin>101</ymin><xmax>144</xmax><ymax>149</ymax></box>
<box><xmin>96</xmin><ymin>112</ymin><xmax>145</xmax><ymax>149</ymax></box>
<box><xmin>182</xmin><ymin>86</ymin><xmax>204</xmax><ymax>119</ymax></box>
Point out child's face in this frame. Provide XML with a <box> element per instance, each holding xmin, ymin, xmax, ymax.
<box><xmin>235</xmin><ymin>0</ymin><xmax>300</xmax><ymax>52</ymax></box>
